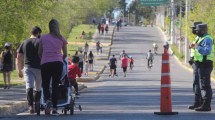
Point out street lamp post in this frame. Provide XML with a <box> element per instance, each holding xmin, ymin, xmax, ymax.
<box><xmin>184</xmin><ymin>0</ymin><xmax>189</xmax><ymax>63</ymax></box>
<box><xmin>170</xmin><ymin>0</ymin><xmax>175</xmax><ymax>44</ymax></box>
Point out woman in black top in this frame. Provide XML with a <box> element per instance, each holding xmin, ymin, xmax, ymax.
<box><xmin>1</xmin><ymin>43</ymin><xmax>13</xmax><ymax>89</ymax></box>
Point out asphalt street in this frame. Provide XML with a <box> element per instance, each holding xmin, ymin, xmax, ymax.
<box><xmin>1</xmin><ymin>26</ymin><xmax>215</xmax><ymax>120</ymax></box>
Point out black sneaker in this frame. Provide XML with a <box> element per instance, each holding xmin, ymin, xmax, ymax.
<box><xmin>45</xmin><ymin>100</ymin><xmax>51</xmax><ymax>115</ymax></box>
<box><xmin>52</xmin><ymin>110</ymin><xmax>60</xmax><ymax>116</ymax></box>
<box><xmin>76</xmin><ymin>92</ymin><xmax>80</xmax><ymax>95</ymax></box>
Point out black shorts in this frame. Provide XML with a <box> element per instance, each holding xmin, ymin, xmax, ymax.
<box><xmin>89</xmin><ymin>60</ymin><xmax>93</xmax><ymax>64</ymax></box>
<box><xmin>122</xmin><ymin>67</ymin><xmax>127</xmax><ymax>72</ymax></box>
<box><xmin>2</xmin><ymin>64</ymin><xmax>12</xmax><ymax>72</ymax></box>
<box><xmin>110</xmin><ymin>65</ymin><xmax>116</xmax><ymax>69</ymax></box>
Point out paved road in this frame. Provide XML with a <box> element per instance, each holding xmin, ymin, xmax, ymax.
<box><xmin>1</xmin><ymin>26</ymin><xmax>215</xmax><ymax>120</ymax></box>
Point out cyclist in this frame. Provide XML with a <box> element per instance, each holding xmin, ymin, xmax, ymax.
<box><xmin>153</xmin><ymin>42</ymin><xmax>158</xmax><ymax>55</ymax></box>
<box><xmin>146</xmin><ymin>50</ymin><xmax>154</xmax><ymax>68</ymax></box>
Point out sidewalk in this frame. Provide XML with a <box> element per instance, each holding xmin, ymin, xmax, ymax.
<box><xmin>0</xmin><ymin>25</ymin><xmax>115</xmax><ymax>116</ymax></box>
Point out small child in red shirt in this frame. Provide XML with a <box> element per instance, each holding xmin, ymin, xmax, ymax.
<box><xmin>128</xmin><ymin>56</ymin><xmax>134</xmax><ymax>70</ymax></box>
<box><xmin>68</xmin><ymin>56</ymin><xmax>81</xmax><ymax>95</ymax></box>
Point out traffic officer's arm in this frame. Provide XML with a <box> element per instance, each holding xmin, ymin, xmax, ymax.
<box><xmin>196</xmin><ymin>38</ymin><xmax>213</xmax><ymax>55</ymax></box>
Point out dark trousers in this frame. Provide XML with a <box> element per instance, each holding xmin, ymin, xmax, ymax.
<box><xmin>69</xmin><ymin>78</ymin><xmax>79</xmax><ymax>93</ymax></box>
<box><xmin>41</xmin><ymin>61</ymin><xmax>63</xmax><ymax>109</ymax></box>
<box><xmin>198</xmin><ymin>65</ymin><xmax>213</xmax><ymax>101</ymax></box>
<box><xmin>192</xmin><ymin>63</ymin><xmax>201</xmax><ymax>97</ymax></box>
<box><xmin>147</xmin><ymin>59</ymin><xmax>153</xmax><ymax>67</ymax></box>
<box><xmin>78</xmin><ymin>61</ymin><xmax>83</xmax><ymax>73</ymax></box>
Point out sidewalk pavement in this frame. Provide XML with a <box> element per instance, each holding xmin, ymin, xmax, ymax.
<box><xmin>0</xmin><ymin>25</ymin><xmax>115</xmax><ymax>116</ymax></box>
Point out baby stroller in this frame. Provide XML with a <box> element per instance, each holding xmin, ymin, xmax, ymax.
<box><xmin>35</xmin><ymin>58</ymin><xmax>82</xmax><ymax>115</ymax></box>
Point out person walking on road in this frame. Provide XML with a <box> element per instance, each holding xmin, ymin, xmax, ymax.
<box><xmin>88</xmin><ymin>51</ymin><xmax>94</xmax><ymax>71</ymax></box>
<box><xmin>191</xmin><ymin>24</ymin><xmax>214</xmax><ymax>111</ymax></box>
<box><xmin>146</xmin><ymin>50</ymin><xmax>154</xmax><ymax>68</ymax></box>
<box><xmin>119</xmin><ymin>50</ymin><xmax>129</xmax><ymax>60</ymax></box>
<box><xmin>68</xmin><ymin>56</ymin><xmax>81</xmax><ymax>95</ymax></box>
<box><xmin>78</xmin><ymin>51</ymin><xmax>84</xmax><ymax>73</ymax></box>
<box><xmin>96</xmin><ymin>41</ymin><xmax>102</xmax><ymax>55</ymax></box>
<box><xmin>38</xmin><ymin>19</ymin><xmax>67</xmax><ymax>115</ymax></box>
<box><xmin>97</xmin><ymin>23</ymin><xmax>101</xmax><ymax>34</ymax></box>
<box><xmin>109</xmin><ymin>55</ymin><xmax>117</xmax><ymax>78</ymax></box>
<box><xmin>1</xmin><ymin>43</ymin><xmax>13</xmax><ymax>89</ymax></box>
<box><xmin>84</xmin><ymin>42</ymin><xmax>89</xmax><ymax>60</ymax></box>
<box><xmin>84</xmin><ymin>60</ymin><xmax>89</xmax><ymax>76</ymax></box>
<box><xmin>153</xmin><ymin>42</ymin><xmax>158</xmax><ymax>55</ymax></box>
<box><xmin>16</xmin><ymin>26</ymin><xmax>42</xmax><ymax>114</ymax></box>
<box><xmin>121</xmin><ymin>54</ymin><xmax>128</xmax><ymax>77</ymax></box>
<box><xmin>129</xmin><ymin>56</ymin><xmax>134</xmax><ymax>70</ymax></box>
<box><xmin>188</xmin><ymin>22</ymin><xmax>203</xmax><ymax>110</ymax></box>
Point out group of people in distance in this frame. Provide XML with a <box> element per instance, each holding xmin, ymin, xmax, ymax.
<box><xmin>109</xmin><ymin>50</ymin><xmax>134</xmax><ymax>78</ymax></box>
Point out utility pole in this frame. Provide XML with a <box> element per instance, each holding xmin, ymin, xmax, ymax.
<box><xmin>170</xmin><ymin>0</ymin><xmax>175</xmax><ymax>44</ymax></box>
<box><xmin>184</xmin><ymin>0</ymin><xmax>189</xmax><ymax>63</ymax></box>
<box><xmin>179</xmin><ymin>1</ymin><xmax>182</xmax><ymax>54</ymax></box>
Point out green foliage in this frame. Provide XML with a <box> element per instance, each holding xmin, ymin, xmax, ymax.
<box><xmin>0</xmin><ymin>0</ymin><xmax>116</xmax><ymax>49</ymax></box>
<box><xmin>68</xmin><ymin>24</ymin><xmax>96</xmax><ymax>42</ymax></box>
<box><xmin>171</xmin><ymin>44</ymin><xmax>184</xmax><ymax>61</ymax></box>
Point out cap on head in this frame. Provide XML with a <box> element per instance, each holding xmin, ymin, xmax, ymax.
<box><xmin>4</xmin><ymin>42</ymin><xmax>10</xmax><ymax>47</ymax></box>
<box><xmin>195</xmin><ymin>24</ymin><xmax>207</xmax><ymax>31</ymax></box>
<box><xmin>191</xmin><ymin>21</ymin><xmax>202</xmax><ymax>28</ymax></box>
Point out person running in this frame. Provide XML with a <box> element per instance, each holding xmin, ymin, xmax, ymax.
<box><xmin>129</xmin><ymin>56</ymin><xmax>134</xmax><ymax>70</ymax></box>
<box><xmin>1</xmin><ymin>43</ymin><xmax>13</xmax><ymax>89</ymax></box>
<box><xmin>88</xmin><ymin>51</ymin><xmax>94</xmax><ymax>71</ymax></box>
<box><xmin>68</xmin><ymin>56</ymin><xmax>81</xmax><ymax>95</ymax></box>
<box><xmin>38</xmin><ymin>19</ymin><xmax>67</xmax><ymax>115</ymax></box>
<box><xmin>121</xmin><ymin>55</ymin><xmax>128</xmax><ymax>77</ymax></box>
<box><xmin>146</xmin><ymin>50</ymin><xmax>154</xmax><ymax>68</ymax></box>
<box><xmin>109</xmin><ymin>55</ymin><xmax>117</xmax><ymax>78</ymax></box>
<box><xmin>16</xmin><ymin>26</ymin><xmax>42</xmax><ymax>114</ymax></box>
<box><xmin>153</xmin><ymin>42</ymin><xmax>158</xmax><ymax>55</ymax></box>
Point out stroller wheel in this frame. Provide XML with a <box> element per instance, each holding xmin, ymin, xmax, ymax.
<box><xmin>35</xmin><ymin>102</ymin><xmax>40</xmax><ymax>115</ymax></box>
<box><xmin>70</xmin><ymin>100</ymin><xmax>75</xmax><ymax>115</ymax></box>
<box><xmin>64</xmin><ymin>109</ymin><xmax>67</xmax><ymax>115</ymax></box>
<box><xmin>79</xmin><ymin>105</ymin><xmax>82</xmax><ymax>111</ymax></box>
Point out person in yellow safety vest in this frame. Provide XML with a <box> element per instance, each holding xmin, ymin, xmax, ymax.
<box><xmin>190</xmin><ymin>24</ymin><xmax>214</xmax><ymax>112</ymax></box>
<box><xmin>188</xmin><ymin>22</ymin><xmax>202</xmax><ymax>110</ymax></box>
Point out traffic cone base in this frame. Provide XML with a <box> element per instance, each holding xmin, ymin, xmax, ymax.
<box><xmin>154</xmin><ymin>112</ymin><xmax>178</xmax><ymax>115</ymax></box>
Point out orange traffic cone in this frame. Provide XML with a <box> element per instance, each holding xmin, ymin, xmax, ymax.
<box><xmin>154</xmin><ymin>47</ymin><xmax>178</xmax><ymax>115</ymax></box>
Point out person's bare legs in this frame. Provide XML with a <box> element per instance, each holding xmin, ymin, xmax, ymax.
<box><xmin>7</xmin><ymin>71</ymin><xmax>11</xmax><ymax>89</ymax></box>
<box><xmin>3</xmin><ymin>72</ymin><xmax>7</xmax><ymax>89</ymax></box>
<box><xmin>111</xmin><ymin>69</ymin><xmax>115</xmax><ymax>78</ymax></box>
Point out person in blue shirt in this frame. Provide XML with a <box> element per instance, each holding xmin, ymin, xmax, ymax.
<box><xmin>188</xmin><ymin>22</ymin><xmax>202</xmax><ymax>110</ymax></box>
<box><xmin>191</xmin><ymin>24</ymin><xmax>214</xmax><ymax>111</ymax></box>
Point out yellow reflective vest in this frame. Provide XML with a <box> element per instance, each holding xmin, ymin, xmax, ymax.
<box><xmin>190</xmin><ymin>36</ymin><xmax>199</xmax><ymax>57</ymax></box>
<box><xmin>194</xmin><ymin>34</ymin><xmax>214</xmax><ymax>62</ymax></box>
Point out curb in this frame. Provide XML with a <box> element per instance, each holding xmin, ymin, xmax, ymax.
<box><xmin>0</xmin><ymin>84</ymin><xmax>86</xmax><ymax>116</ymax></box>
<box><xmin>77</xmin><ymin>65</ymin><xmax>106</xmax><ymax>82</ymax></box>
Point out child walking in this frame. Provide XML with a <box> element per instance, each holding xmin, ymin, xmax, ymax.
<box><xmin>68</xmin><ymin>56</ymin><xmax>81</xmax><ymax>95</ymax></box>
<box><xmin>84</xmin><ymin>60</ymin><xmax>89</xmax><ymax>76</ymax></box>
